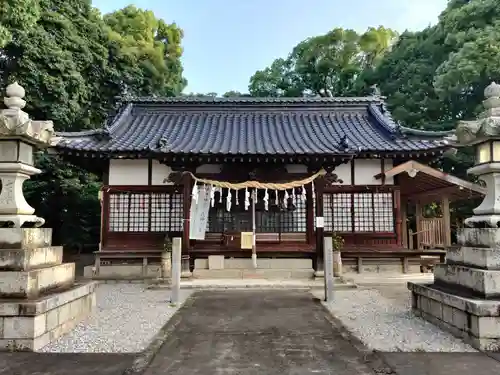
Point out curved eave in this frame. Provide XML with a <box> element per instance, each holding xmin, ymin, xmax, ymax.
<box><xmin>52</xmin><ymin>145</ymin><xmax>449</xmax><ymax>160</ymax></box>
<box><xmin>400</xmin><ymin>126</ymin><xmax>455</xmax><ymax>138</ymax></box>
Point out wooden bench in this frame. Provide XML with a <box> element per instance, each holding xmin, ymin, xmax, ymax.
<box><xmin>340</xmin><ymin>249</ymin><xmax>446</xmax><ymax>274</ymax></box>
<box><xmin>280</xmin><ymin>233</ymin><xmax>307</xmax><ymax>242</ymax></box>
<box><xmin>204</xmin><ymin>233</ymin><xmax>224</xmax><ymax>244</ymax></box>
<box><xmin>256</xmin><ymin>233</ymin><xmax>280</xmax><ymax>243</ymax></box>
<box><xmin>93</xmin><ymin>250</ymin><xmax>164</xmax><ymax>277</ymax></box>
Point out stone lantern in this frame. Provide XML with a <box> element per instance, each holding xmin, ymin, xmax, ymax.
<box><xmin>455</xmin><ymin>81</ymin><xmax>500</xmax><ymax>226</ymax></box>
<box><xmin>0</xmin><ymin>83</ymin><xmax>95</xmax><ymax>352</ymax></box>
<box><xmin>408</xmin><ymin>82</ymin><xmax>500</xmax><ymax>351</ymax></box>
<box><xmin>0</xmin><ymin>81</ymin><xmax>60</xmax><ymax>228</ymax></box>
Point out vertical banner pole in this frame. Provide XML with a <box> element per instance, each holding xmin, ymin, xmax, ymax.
<box><xmin>252</xmin><ymin>188</ymin><xmax>257</xmax><ymax>268</ymax></box>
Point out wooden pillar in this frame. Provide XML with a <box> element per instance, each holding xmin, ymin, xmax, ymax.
<box><xmin>394</xmin><ymin>189</ymin><xmax>402</xmax><ymax>247</ymax></box>
<box><xmin>401</xmin><ymin>200</ymin><xmax>408</xmax><ymax>248</ymax></box>
<box><xmin>442</xmin><ymin>195</ymin><xmax>452</xmax><ymax>247</ymax></box>
<box><xmin>415</xmin><ymin>201</ymin><xmax>423</xmax><ymax>249</ymax></box>
<box><xmin>99</xmin><ymin>165</ymin><xmax>109</xmax><ymax>251</ymax></box>
<box><xmin>305</xmin><ymin>183</ymin><xmax>315</xmax><ymax>245</ymax></box>
<box><xmin>100</xmin><ymin>188</ymin><xmax>109</xmax><ymax>251</ymax></box>
<box><xmin>314</xmin><ymin>178</ymin><xmax>325</xmax><ymax>272</ymax></box>
<box><xmin>182</xmin><ymin>173</ymin><xmax>192</xmax><ymax>263</ymax></box>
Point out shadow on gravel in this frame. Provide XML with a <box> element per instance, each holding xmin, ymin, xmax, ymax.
<box><xmin>0</xmin><ymin>353</ymin><xmax>136</xmax><ymax>375</ymax></box>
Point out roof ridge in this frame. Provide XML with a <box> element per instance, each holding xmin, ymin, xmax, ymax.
<box><xmin>127</xmin><ymin>96</ymin><xmax>384</xmax><ymax>105</ymax></box>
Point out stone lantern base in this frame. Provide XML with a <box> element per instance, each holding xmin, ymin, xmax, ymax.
<box><xmin>0</xmin><ymin>228</ymin><xmax>97</xmax><ymax>351</ymax></box>
<box><xmin>408</xmin><ymin>227</ymin><xmax>500</xmax><ymax>351</ymax></box>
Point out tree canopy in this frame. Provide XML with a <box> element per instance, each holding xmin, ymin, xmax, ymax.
<box><xmin>248</xmin><ymin>26</ymin><xmax>398</xmax><ymax>97</ymax></box>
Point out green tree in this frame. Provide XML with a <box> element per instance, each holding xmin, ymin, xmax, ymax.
<box><xmin>104</xmin><ymin>5</ymin><xmax>186</xmax><ymax>98</ymax></box>
<box><xmin>249</xmin><ymin>27</ymin><xmax>397</xmax><ymax>97</ymax></box>
<box><xmin>0</xmin><ymin>1</ymin><xmax>186</xmax><ymax>248</ymax></box>
<box><xmin>375</xmin><ymin>0</ymin><xmax>500</xmax><ymax>128</ymax></box>
<box><xmin>0</xmin><ymin>0</ymin><xmax>40</xmax><ymax>47</ymax></box>
<box><xmin>222</xmin><ymin>90</ymin><xmax>251</xmax><ymax>97</ymax></box>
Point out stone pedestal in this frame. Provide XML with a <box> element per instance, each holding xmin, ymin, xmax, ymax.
<box><xmin>408</xmin><ymin>227</ymin><xmax>500</xmax><ymax>350</ymax></box>
<box><xmin>409</xmin><ymin>82</ymin><xmax>500</xmax><ymax>351</ymax></box>
<box><xmin>0</xmin><ymin>228</ymin><xmax>97</xmax><ymax>351</ymax></box>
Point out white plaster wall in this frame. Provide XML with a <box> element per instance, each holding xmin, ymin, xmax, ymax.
<box><xmin>353</xmin><ymin>159</ymin><xmax>393</xmax><ymax>185</ymax></box>
<box><xmin>109</xmin><ymin>159</ymin><xmax>148</xmax><ymax>185</ymax></box>
<box><xmin>196</xmin><ymin>164</ymin><xmax>222</xmax><ymax>173</ymax></box>
<box><xmin>334</xmin><ymin>162</ymin><xmax>351</xmax><ymax>185</ymax></box>
<box><xmin>151</xmin><ymin>160</ymin><xmax>173</xmax><ymax>185</ymax></box>
<box><xmin>383</xmin><ymin>159</ymin><xmax>394</xmax><ymax>184</ymax></box>
<box><xmin>285</xmin><ymin>164</ymin><xmax>308</xmax><ymax>174</ymax></box>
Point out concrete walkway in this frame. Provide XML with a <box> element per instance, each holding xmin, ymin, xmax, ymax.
<box><xmin>0</xmin><ymin>353</ymin><xmax>135</xmax><ymax>375</ymax></box>
<box><xmin>140</xmin><ymin>290</ymin><xmax>383</xmax><ymax>375</ymax></box>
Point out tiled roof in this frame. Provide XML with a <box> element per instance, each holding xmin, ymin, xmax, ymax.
<box><xmin>56</xmin><ymin>96</ymin><xmax>449</xmax><ymax>155</ymax></box>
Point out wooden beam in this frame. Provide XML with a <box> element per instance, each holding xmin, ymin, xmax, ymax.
<box><xmin>394</xmin><ymin>189</ymin><xmax>402</xmax><ymax>246</ymax></box>
<box><xmin>415</xmin><ymin>201</ymin><xmax>423</xmax><ymax>250</ymax></box>
<box><xmin>442</xmin><ymin>196</ymin><xmax>452</xmax><ymax>247</ymax></box>
<box><xmin>401</xmin><ymin>200</ymin><xmax>408</xmax><ymax>248</ymax></box>
<box><xmin>305</xmin><ymin>183</ymin><xmax>315</xmax><ymax>246</ymax></box>
<box><xmin>182</xmin><ymin>173</ymin><xmax>192</xmax><ymax>257</ymax></box>
<box><xmin>314</xmin><ymin>177</ymin><xmax>325</xmax><ymax>272</ymax></box>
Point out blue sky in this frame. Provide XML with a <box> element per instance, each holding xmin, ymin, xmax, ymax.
<box><xmin>94</xmin><ymin>0</ymin><xmax>449</xmax><ymax>95</ymax></box>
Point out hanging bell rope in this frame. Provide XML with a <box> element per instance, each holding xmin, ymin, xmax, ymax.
<box><xmin>178</xmin><ymin>169</ymin><xmax>327</xmax><ymax>190</ymax></box>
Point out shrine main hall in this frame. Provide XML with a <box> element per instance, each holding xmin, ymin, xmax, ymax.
<box><xmin>55</xmin><ymin>96</ymin><xmax>485</xmax><ymax>279</ymax></box>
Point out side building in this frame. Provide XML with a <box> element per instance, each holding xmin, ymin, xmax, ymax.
<box><xmin>55</xmin><ymin>96</ymin><xmax>485</xmax><ymax>279</ymax></box>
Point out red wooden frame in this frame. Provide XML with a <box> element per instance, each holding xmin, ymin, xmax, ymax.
<box><xmin>99</xmin><ymin>183</ymin><xmax>403</xmax><ymax>253</ymax></box>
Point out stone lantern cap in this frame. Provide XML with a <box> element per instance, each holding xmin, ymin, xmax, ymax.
<box><xmin>451</xmin><ymin>82</ymin><xmax>500</xmax><ymax>146</ymax></box>
<box><xmin>0</xmin><ymin>82</ymin><xmax>60</xmax><ymax>147</ymax></box>
<box><xmin>445</xmin><ymin>82</ymin><xmax>500</xmax><ymax>228</ymax></box>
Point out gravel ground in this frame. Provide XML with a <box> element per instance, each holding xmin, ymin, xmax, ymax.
<box><xmin>315</xmin><ymin>287</ymin><xmax>477</xmax><ymax>352</ymax></box>
<box><xmin>41</xmin><ymin>283</ymin><xmax>193</xmax><ymax>353</ymax></box>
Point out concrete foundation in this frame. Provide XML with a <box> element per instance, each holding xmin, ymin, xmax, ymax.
<box><xmin>0</xmin><ymin>228</ymin><xmax>96</xmax><ymax>351</ymax></box>
<box><xmin>84</xmin><ymin>255</ymin><xmax>425</xmax><ymax>280</ymax></box>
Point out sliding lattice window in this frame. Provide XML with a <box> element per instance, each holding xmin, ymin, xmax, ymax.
<box><xmin>108</xmin><ymin>191</ymin><xmax>183</xmax><ymax>232</ymax></box>
<box><xmin>323</xmin><ymin>192</ymin><xmax>394</xmax><ymax>233</ymax></box>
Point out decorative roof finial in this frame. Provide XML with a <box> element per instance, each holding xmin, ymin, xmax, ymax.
<box><xmin>371</xmin><ymin>84</ymin><xmax>381</xmax><ymax>97</ymax></box>
<box><xmin>4</xmin><ymin>82</ymin><xmax>26</xmax><ymax>110</ymax></box>
<box><xmin>483</xmin><ymin>82</ymin><xmax>500</xmax><ymax>111</ymax></box>
<box><xmin>484</xmin><ymin>82</ymin><xmax>500</xmax><ymax>99</ymax></box>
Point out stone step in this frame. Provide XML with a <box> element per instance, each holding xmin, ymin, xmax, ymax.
<box><xmin>0</xmin><ymin>228</ymin><xmax>52</xmax><ymax>250</ymax></box>
<box><xmin>447</xmin><ymin>246</ymin><xmax>500</xmax><ymax>270</ymax></box>
<box><xmin>0</xmin><ymin>246</ymin><xmax>63</xmax><ymax>271</ymax></box>
<box><xmin>434</xmin><ymin>263</ymin><xmax>500</xmax><ymax>298</ymax></box>
<box><xmin>0</xmin><ymin>263</ymin><xmax>76</xmax><ymax>298</ymax></box>
<box><xmin>194</xmin><ymin>257</ymin><xmax>313</xmax><ymax>270</ymax></box>
<box><xmin>192</xmin><ymin>268</ymin><xmax>314</xmax><ymax>279</ymax></box>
